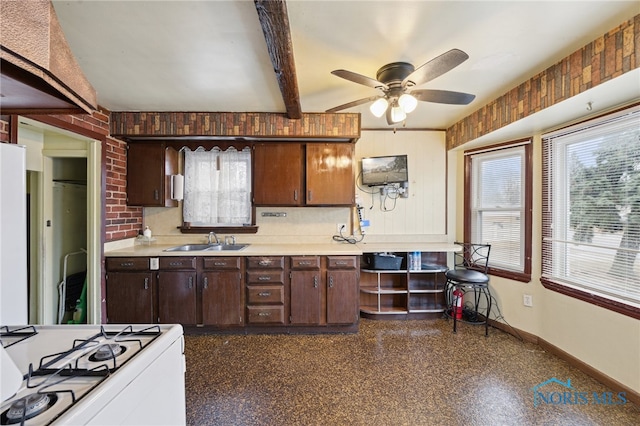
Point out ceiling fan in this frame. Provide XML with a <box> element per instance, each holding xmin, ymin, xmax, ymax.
<box><xmin>326</xmin><ymin>49</ymin><xmax>476</xmax><ymax>125</ymax></box>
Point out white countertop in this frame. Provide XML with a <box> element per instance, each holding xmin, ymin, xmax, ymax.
<box><xmin>104</xmin><ymin>241</ymin><xmax>460</xmax><ymax>257</ymax></box>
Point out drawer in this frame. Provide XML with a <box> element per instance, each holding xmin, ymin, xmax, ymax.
<box><xmin>246</xmin><ymin>285</ymin><xmax>284</xmax><ymax>304</ymax></box>
<box><xmin>290</xmin><ymin>256</ymin><xmax>320</xmax><ymax>269</ymax></box>
<box><xmin>246</xmin><ymin>256</ymin><xmax>285</xmax><ymax>270</ymax></box>
<box><xmin>106</xmin><ymin>257</ymin><xmax>149</xmax><ymax>271</ymax></box>
<box><xmin>159</xmin><ymin>257</ymin><xmax>196</xmax><ymax>270</ymax></box>
<box><xmin>327</xmin><ymin>256</ymin><xmax>358</xmax><ymax>269</ymax></box>
<box><xmin>246</xmin><ymin>306</ymin><xmax>285</xmax><ymax>324</ymax></box>
<box><xmin>202</xmin><ymin>257</ymin><xmax>241</xmax><ymax>270</ymax></box>
<box><xmin>246</xmin><ymin>270</ymin><xmax>285</xmax><ymax>285</ymax></box>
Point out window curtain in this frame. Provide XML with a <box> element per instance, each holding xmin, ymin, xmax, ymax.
<box><xmin>183</xmin><ymin>147</ymin><xmax>252</xmax><ymax>225</ymax></box>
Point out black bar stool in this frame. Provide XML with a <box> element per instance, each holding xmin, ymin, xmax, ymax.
<box><xmin>444</xmin><ymin>242</ymin><xmax>492</xmax><ymax>336</ymax></box>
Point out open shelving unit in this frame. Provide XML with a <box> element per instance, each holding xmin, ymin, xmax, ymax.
<box><xmin>360</xmin><ymin>251</ymin><xmax>448</xmax><ymax>320</ymax></box>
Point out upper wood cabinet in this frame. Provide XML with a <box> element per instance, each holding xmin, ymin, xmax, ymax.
<box><xmin>253</xmin><ymin>143</ymin><xmax>303</xmax><ymax>205</ymax></box>
<box><xmin>127</xmin><ymin>142</ymin><xmax>178</xmax><ymax>207</ymax></box>
<box><xmin>306</xmin><ymin>143</ymin><xmax>354</xmax><ymax>205</ymax></box>
<box><xmin>253</xmin><ymin>143</ymin><xmax>354</xmax><ymax>206</ymax></box>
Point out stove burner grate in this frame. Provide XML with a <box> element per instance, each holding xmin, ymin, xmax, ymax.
<box><xmin>1</xmin><ymin>393</ymin><xmax>58</xmax><ymax>425</ymax></box>
<box><xmin>89</xmin><ymin>343</ymin><xmax>127</xmax><ymax>362</ymax></box>
<box><xmin>0</xmin><ymin>326</ymin><xmax>38</xmax><ymax>348</ymax></box>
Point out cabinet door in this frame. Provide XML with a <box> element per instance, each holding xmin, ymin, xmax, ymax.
<box><xmin>306</xmin><ymin>143</ymin><xmax>354</xmax><ymax>205</ymax></box>
<box><xmin>127</xmin><ymin>143</ymin><xmax>178</xmax><ymax>207</ymax></box>
<box><xmin>290</xmin><ymin>270</ymin><xmax>321</xmax><ymax>325</ymax></box>
<box><xmin>202</xmin><ymin>271</ymin><xmax>243</xmax><ymax>325</ymax></box>
<box><xmin>106</xmin><ymin>272</ymin><xmax>154</xmax><ymax>324</ymax></box>
<box><xmin>253</xmin><ymin>143</ymin><xmax>303</xmax><ymax>205</ymax></box>
<box><xmin>327</xmin><ymin>270</ymin><xmax>359</xmax><ymax>324</ymax></box>
<box><xmin>158</xmin><ymin>271</ymin><xmax>197</xmax><ymax>324</ymax></box>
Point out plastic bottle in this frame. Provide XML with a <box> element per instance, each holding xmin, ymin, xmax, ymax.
<box><xmin>143</xmin><ymin>226</ymin><xmax>152</xmax><ymax>239</ymax></box>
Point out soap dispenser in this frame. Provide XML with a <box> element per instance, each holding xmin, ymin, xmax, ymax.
<box><xmin>143</xmin><ymin>226</ymin><xmax>152</xmax><ymax>239</ymax></box>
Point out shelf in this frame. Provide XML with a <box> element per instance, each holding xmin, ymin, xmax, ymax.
<box><xmin>360</xmin><ymin>306</ymin><xmax>408</xmax><ymax>315</ymax></box>
<box><xmin>361</xmin><ymin>269</ymin><xmax>407</xmax><ymax>274</ymax></box>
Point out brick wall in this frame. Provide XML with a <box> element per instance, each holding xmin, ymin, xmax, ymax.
<box><xmin>447</xmin><ymin>14</ymin><xmax>640</xmax><ymax>149</ymax></box>
<box><xmin>104</xmin><ymin>136</ymin><xmax>142</xmax><ymax>241</ymax></box>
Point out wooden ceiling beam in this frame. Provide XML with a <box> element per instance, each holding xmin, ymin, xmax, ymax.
<box><xmin>254</xmin><ymin>0</ymin><xmax>302</xmax><ymax>119</ymax></box>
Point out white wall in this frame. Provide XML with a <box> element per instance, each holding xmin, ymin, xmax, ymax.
<box><xmin>453</xmin><ymin>134</ymin><xmax>640</xmax><ymax>395</ymax></box>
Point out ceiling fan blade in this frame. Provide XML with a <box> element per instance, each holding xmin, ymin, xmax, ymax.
<box><xmin>402</xmin><ymin>49</ymin><xmax>469</xmax><ymax>87</ymax></box>
<box><xmin>326</xmin><ymin>96</ymin><xmax>381</xmax><ymax>113</ymax></box>
<box><xmin>331</xmin><ymin>70</ymin><xmax>389</xmax><ymax>90</ymax></box>
<box><xmin>410</xmin><ymin>89</ymin><xmax>476</xmax><ymax>105</ymax></box>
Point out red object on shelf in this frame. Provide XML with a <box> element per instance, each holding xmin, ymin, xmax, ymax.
<box><xmin>452</xmin><ymin>288</ymin><xmax>463</xmax><ymax>320</ymax></box>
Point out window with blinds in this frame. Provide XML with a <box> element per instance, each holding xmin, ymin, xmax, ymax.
<box><xmin>542</xmin><ymin>105</ymin><xmax>640</xmax><ymax>313</ymax></box>
<box><xmin>464</xmin><ymin>139</ymin><xmax>532</xmax><ymax>282</ymax></box>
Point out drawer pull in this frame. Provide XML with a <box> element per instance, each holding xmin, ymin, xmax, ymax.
<box><xmin>299</xmin><ymin>261</ymin><xmax>312</xmax><ymax>266</ymax></box>
<box><xmin>258</xmin><ymin>291</ymin><xmax>271</xmax><ymax>297</ymax></box>
<box><xmin>169</xmin><ymin>261</ymin><xmax>183</xmax><ymax>267</ymax></box>
<box><xmin>214</xmin><ymin>262</ymin><xmax>227</xmax><ymax>266</ymax></box>
<box><xmin>120</xmin><ymin>262</ymin><xmax>134</xmax><ymax>267</ymax></box>
<box><xmin>258</xmin><ymin>260</ymin><xmax>272</xmax><ymax>266</ymax></box>
<box><xmin>335</xmin><ymin>261</ymin><xmax>349</xmax><ymax>266</ymax></box>
<box><xmin>258</xmin><ymin>312</ymin><xmax>271</xmax><ymax>317</ymax></box>
<box><xmin>258</xmin><ymin>276</ymin><xmax>271</xmax><ymax>281</ymax></box>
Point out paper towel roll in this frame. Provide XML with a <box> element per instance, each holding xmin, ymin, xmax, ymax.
<box><xmin>171</xmin><ymin>174</ymin><xmax>184</xmax><ymax>201</ymax></box>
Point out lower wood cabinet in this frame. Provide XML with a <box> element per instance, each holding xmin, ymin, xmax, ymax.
<box><xmin>105</xmin><ymin>254</ymin><xmax>360</xmax><ymax>331</ymax></box>
<box><xmin>202</xmin><ymin>257</ymin><xmax>243</xmax><ymax>326</ymax></box>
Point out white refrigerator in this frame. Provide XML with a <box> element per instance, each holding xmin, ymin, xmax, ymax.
<box><xmin>0</xmin><ymin>143</ymin><xmax>27</xmax><ymax>325</ymax></box>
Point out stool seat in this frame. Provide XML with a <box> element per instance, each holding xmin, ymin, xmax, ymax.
<box><xmin>445</xmin><ymin>269</ymin><xmax>489</xmax><ymax>284</ymax></box>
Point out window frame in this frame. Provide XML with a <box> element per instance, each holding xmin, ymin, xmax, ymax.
<box><xmin>464</xmin><ymin>138</ymin><xmax>533</xmax><ymax>282</ymax></box>
<box><xmin>541</xmin><ymin>104</ymin><xmax>640</xmax><ymax>320</ymax></box>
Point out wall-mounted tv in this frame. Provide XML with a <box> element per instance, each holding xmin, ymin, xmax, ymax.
<box><xmin>361</xmin><ymin>155</ymin><xmax>408</xmax><ymax>186</ymax></box>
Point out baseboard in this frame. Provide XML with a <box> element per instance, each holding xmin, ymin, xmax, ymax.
<box><xmin>488</xmin><ymin>319</ymin><xmax>640</xmax><ymax>406</ymax></box>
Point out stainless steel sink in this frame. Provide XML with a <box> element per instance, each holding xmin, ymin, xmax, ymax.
<box><xmin>164</xmin><ymin>243</ymin><xmax>248</xmax><ymax>252</ymax></box>
<box><xmin>206</xmin><ymin>244</ymin><xmax>248</xmax><ymax>251</ymax></box>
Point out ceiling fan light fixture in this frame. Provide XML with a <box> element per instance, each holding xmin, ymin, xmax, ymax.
<box><xmin>369</xmin><ymin>98</ymin><xmax>389</xmax><ymax>118</ymax></box>
<box><xmin>398</xmin><ymin>93</ymin><xmax>418</xmax><ymax>113</ymax></box>
<box><xmin>389</xmin><ymin>104</ymin><xmax>407</xmax><ymax>123</ymax></box>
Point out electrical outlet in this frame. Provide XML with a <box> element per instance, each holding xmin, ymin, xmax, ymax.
<box><xmin>523</xmin><ymin>294</ymin><xmax>533</xmax><ymax>307</ymax></box>
<box><xmin>336</xmin><ymin>223</ymin><xmax>347</xmax><ymax>234</ymax></box>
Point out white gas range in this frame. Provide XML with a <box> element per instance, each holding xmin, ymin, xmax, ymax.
<box><xmin>0</xmin><ymin>324</ymin><xmax>186</xmax><ymax>426</ymax></box>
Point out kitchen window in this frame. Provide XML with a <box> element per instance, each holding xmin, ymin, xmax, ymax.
<box><xmin>464</xmin><ymin>139</ymin><xmax>532</xmax><ymax>282</ymax></box>
<box><xmin>542</xmin><ymin>105</ymin><xmax>640</xmax><ymax>318</ymax></box>
<box><xmin>182</xmin><ymin>146</ymin><xmax>252</xmax><ymax>228</ymax></box>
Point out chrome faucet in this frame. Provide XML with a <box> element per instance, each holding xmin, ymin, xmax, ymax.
<box><xmin>208</xmin><ymin>231</ymin><xmax>220</xmax><ymax>245</ymax></box>
<box><xmin>225</xmin><ymin>235</ymin><xmax>236</xmax><ymax>245</ymax></box>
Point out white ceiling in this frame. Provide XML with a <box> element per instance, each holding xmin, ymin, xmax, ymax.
<box><xmin>51</xmin><ymin>1</ymin><xmax>639</xmax><ymax>135</ymax></box>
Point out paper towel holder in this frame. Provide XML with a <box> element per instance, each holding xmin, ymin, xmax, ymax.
<box><xmin>171</xmin><ymin>174</ymin><xmax>184</xmax><ymax>201</ymax></box>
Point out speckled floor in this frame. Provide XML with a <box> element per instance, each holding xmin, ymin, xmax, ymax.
<box><xmin>184</xmin><ymin>319</ymin><xmax>639</xmax><ymax>425</ymax></box>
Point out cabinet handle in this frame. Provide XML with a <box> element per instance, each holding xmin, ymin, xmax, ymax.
<box><xmin>169</xmin><ymin>261</ymin><xmax>183</xmax><ymax>267</ymax></box>
<box><xmin>299</xmin><ymin>260</ymin><xmax>312</xmax><ymax>266</ymax></box>
<box><xmin>313</xmin><ymin>276</ymin><xmax>318</xmax><ymax>288</ymax></box>
<box><xmin>329</xmin><ymin>276</ymin><xmax>334</xmax><ymax>288</ymax></box>
<box><xmin>258</xmin><ymin>276</ymin><xmax>271</xmax><ymax>281</ymax></box>
<box><xmin>258</xmin><ymin>291</ymin><xmax>271</xmax><ymax>297</ymax></box>
<box><xmin>154</xmin><ymin>189</ymin><xmax>159</xmax><ymax>200</ymax></box>
<box><xmin>258</xmin><ymin>312</ymin><xmax>271</xmax><ymax>317</ymax></box>
<box><xmin>120</xmin><ymin>262</ymin><xmax>134</xmax><ymax>267</ymax></box>
<box><xmin>214</xmin><ymin>262</ymin><xmax>227</xmax><ymax>266</ymax></box>
<box><xmin>308</xmin><ymin>190</ymin><xmax>312</xmax><ymax>201</ymax></box>
<box><xmin>294</xmin><ymin>189</ymin><xmax>298</xmax><ymax>201</ymax></box>
<box><xmin>335</xmin><ymin>261</ymin><xmax>349</xmax><ymax>266</ymax></box>
<box><xmin>203</xmin><ymin>276</ymin><xmax>208</xmax><ymax>289</ymax></box>
<box><xmin>188</xmin><ymin>276</ymin><xmax>193</xmax><ymax>289</ymax></box>
<box><xmin>144</xmin><ymin>277</ymin><xmax>149</xmax><ymax>290</ymax></box>
<box><xmin>258</xmin><ymin>260</ymin><xmax>272</xmax><ymax>266</ymax></box>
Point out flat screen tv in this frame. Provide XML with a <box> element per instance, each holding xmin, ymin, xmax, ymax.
<box><xmin>361</xmin><ymin>155</ymin><xmax>408</xmax><ymax>186</ymax></box>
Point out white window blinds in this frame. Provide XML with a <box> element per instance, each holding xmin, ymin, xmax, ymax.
<box><xmin>542</xmin><ymin>107</ymin><xmax>640</xmax><ymax>307</ymax></box>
